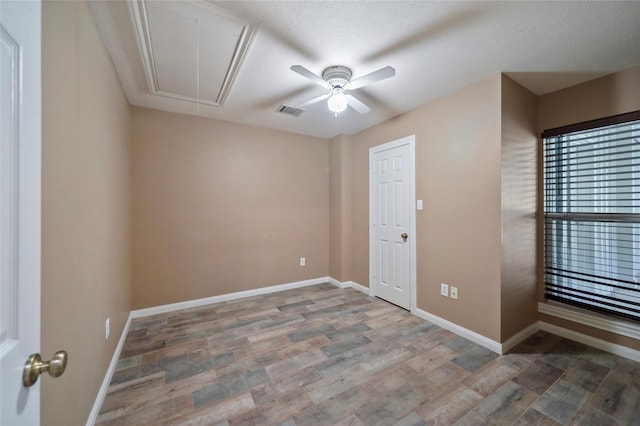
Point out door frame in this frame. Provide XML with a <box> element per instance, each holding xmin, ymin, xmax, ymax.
<box><xmin>369</xmin><ymin>135</ymin><xmax>417</xmax><ymax>312</ymax></box>
<box><xmin>0</xmin><ymin>0</ymin><xmax>42</xmax><ymax>424</ymax></box>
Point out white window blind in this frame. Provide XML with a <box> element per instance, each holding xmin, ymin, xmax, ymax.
<box><xmin>543</xmin><ymin>111</ymin><xmax>640</xmax><ymax>321</ymax></box>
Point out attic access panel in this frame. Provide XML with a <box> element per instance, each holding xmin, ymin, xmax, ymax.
<box><xmin>129</xmin><ymin>0</ymin><xmax>255</xmax><ymax>107</ymax></box>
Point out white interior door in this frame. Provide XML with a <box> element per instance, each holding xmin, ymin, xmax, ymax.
<box><xmin>1</xmin><ymin>1</ymin><xmax>42</xmax><ymax>424</ymax></box>
<box><xmin>370</xmin><ymin>135</ymin><xmax>416</xmax><ymax>310</ymax></box>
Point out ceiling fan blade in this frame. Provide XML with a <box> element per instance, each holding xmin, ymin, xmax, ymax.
<box><xmin>346</xmin><ymin>94</ymin><xmax>370</xmax><ymax>114</ymax></box>
<box><xmin>296</xmin><ymin>93</ymin><xmax>330</xmax><ymax>109</ymax></box>
<box><xmin>345</xmin><ymin>66</ymin><xmax>396</xmax><ymax>90</ymax></box>
<box><xmin>290</xmin><ymin>65</ymin><xmax>331</xmax><ymax>89</ymax></box>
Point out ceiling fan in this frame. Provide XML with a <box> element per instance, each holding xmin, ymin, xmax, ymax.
<box><xmin>290</xmin><ymin>65</ymin><xmax>395</xmax><ymax>115</ymax></box>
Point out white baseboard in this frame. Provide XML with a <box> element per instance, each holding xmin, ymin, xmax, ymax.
<box><xmin>91</xmin><ymin>278</ymin><xmax>640</xmax><ymax>425</ymax></box>
<box><xmin>408</xmin><ymin>305</ymin><xmax>640</xmax><ymax>360</ymax></box>
<box><xmin>500</xmin><ymin>322</ymin><xmax>540</xmax><ymax>354</ymax></box>
<box><xmin>327</xmin><ymin>277</ymin><xmax>372</xmax><ymax>295</ymax></box>
<box><xmin>410</xmin><ymin>309</ymin><xmax>539</xmax><ymax>355</ymax></box>
<box><xmin>328</xmin><ymin>277</ymin><xmax>346</xmax><ymax>288</ymax></box>
<box><xmin>332</xmin><ymin>279</ymin><xmax>537</xmax><ymax>355</ymax></box>
<box><xmin>86</xmin><ymin>313</ymin><xmax>132</xmax><ymax>426</ymax></box>
<box><xmin>538</xmin><ymin>302</ymin><xmax>640</xmax><ymax>341</ymax></box>
<box><xmin>88</xmin><ymin>277</ymin><xmax>331</xmax><ymax>424</ymax></box>
<box><xmin>131</xmin><ymin>277</ymin><xmax>330</xmax><ymax>319</ymax></box>
<box><xmin>348</xmin><ymin>281</ymin><xmax>372</xmax><ymax>295</ymax></box>
<box><xmin>540</xmin><ymin>321</ymin><xmax>640</xmax><ymax>362</ymax></box>
<box><xmin>413</xmin><ymin>307</ymin><xmax>503</xmax><ymax>354</ymax></box>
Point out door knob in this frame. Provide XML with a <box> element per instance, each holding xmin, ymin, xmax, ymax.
<box><xmin>401</xmin><ymin>233</ymin><xmax>408</xmax><ymax>241</ymax></box>
<box><xmin>23</xmin><ymin>350</ymin><xmax>68</xmax><ymax>387</ymax></box>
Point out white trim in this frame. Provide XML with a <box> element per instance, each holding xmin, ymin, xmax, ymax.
<box><xmin>130</xmin><ymin>277</ymin><xmax>329</xmax><ymax>319</ymax></box>
<box><xmin>540</xmin><ymin>321</ymin><xmax>640</xmax><ymax>362</ymax></box>
<box><xmin>335</xmin><ymin>279</ymin><xmax>539</xmax><ymax>355</ymax></box>
<box><xmin>327</xmin><ymin>278</ymin><xmax>372</xmax><ymax>295</ymax></box>
<box><xmin>347</xmin><ymin>281</ymin><xmax>372</xmax><ymax>296</ymax></box>
<box><xmin>0</xmin><ymin>3</ymin><xmax>41</xmax><ymax>423</ymax></box>
<box><xmin>328</xmin><ymin>277</ymin><xmax>347</xmax><ymax>289</ymax></box>
<box><xmin>85</xmin><ymin>284</ymin><xmax>640</xmax><ymax>426</ymax></box>
<box><xmin>86</xmin><ymin>314</ymin><xmax>133</xmax><ymax>426</ymax></box>
<box><xmin>413</xmin><ymin>308</ymin><xmax>502</xmax><ymax>354</ymax></box>
<box><xmin>500</xmin><ymin>322</ymin><xmax>540</xmax><ymax>354</ymax></box>
<box><xmin>369</xmin><ymin>135</ymin><xmax>417</xmax><ymax>311</ymax></box>
<box><xmin>127</xmin><ymin>0</ymin><xmax>256</xmax><ymax>107</ymax></box>
<box><xmin>88</xmin><ymin>277</ymin><xmax>332</xmax><ymax>424</ymax></box>
<box><xmin>538</xmin><ymin>302</ymin><xmax>640</xmax><ymax>341</ymax></box>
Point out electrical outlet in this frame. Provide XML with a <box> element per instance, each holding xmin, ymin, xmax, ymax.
<box><xmin>440</xmin><ymin>283</ymin><xmax>449</xmax><ymax>297</ymax></box>
<box><xmin>105</xmin><ymin>318</ymin><xmax>110</xmax><ymax>340</ymax></box>
<box><xmin>300</xmin><ymin>257</ymin><xmax>306</xmax><ymax>266</ymax></box>
<box><xmin>450</xmin><ymin>287</ymin><xmax>458</xmax><ymax>300</ymax></box>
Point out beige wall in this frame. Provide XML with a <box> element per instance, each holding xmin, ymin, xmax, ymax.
<box><xmin>41</xmin><ymin>2</ymin><xmax>132</xmax><ymax>425</ymax></box>
<box><xmin>131</xmin><ymin>108</ymin><xmax>329</xmax><ymax>309</ymax></box>
<box><xmin>500</xmin><ymin>75</ymin><xmax>538</xmax><ymax>340</ymax></box>
<box><xmin>39</xmin><ymin>8</ymin><xmax>640</xmax><ymax>421</ymax></box>
<box><xmin>538</xmin><ymin>65</ymin><xmax>640</xmax><ymax>132</ymax></box>
<box><xmin>347</xmin><ymin>76</ymin><xmax>503</xmax><ymax>341</ymax></box>
<box><xmin>329</xmin><ymin>135</ymin><xmax>352</xmax><ymax>282</ymax></box>
<box><xmin>538</xmin><ymin>66</ymin><xmax>640</xmax><ymax>350</ymax></box>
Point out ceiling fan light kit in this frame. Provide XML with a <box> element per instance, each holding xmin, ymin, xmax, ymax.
<box><xmin>327</xmin><ymin>88</ymin><xmax>348</xmax><ymax>113</ymax></box>
<box><xmin>323</xmin><ymin>66</ymin><xmax>351</xmax><ymax>115</ymax></box>
<box><xmin>290</xmin><ymin>64</ymin><xmax>395</xmax><ymax>116</ymax></box>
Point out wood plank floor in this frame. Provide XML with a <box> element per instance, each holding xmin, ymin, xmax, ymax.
<box><xmin>97</xmin><ymin>284</ymin><xmax>640</xmax><ymax>425</ymax></box>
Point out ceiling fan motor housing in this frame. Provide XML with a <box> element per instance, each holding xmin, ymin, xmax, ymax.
<box><xmin>322</xmin><ymin>66</ymin><xmax>352</xmax><ymax>88</ymax></box>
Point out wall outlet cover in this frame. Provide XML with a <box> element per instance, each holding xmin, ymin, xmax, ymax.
<box><xmin>440</xmin><ymin>283</ymin><xmax>449</xmax><ymax>297</ymax></box>
<box><xmin>450</xmin><ymin>287</ymin><xmax>458</xmax><ymax>300</ymax></box>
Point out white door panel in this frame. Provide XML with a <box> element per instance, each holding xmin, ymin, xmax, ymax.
<box><xmin>1</xmin><ymin>1</ymin><xmax>42</xmax><ymax>424</ymax></box>
<box><xmin>370</xmin><ymin>136</ymin><xmax>415</xmax><ymax>310</ymax></box>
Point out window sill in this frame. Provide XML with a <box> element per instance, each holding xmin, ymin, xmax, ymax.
<box><xmin>538</xmin><ymin>301</ymin><xmax>640</xmax><ymax>341</ymax></box>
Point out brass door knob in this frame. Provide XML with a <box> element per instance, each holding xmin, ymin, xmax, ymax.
<box><xmin>401</xmin><ymin>233</ymin><xmax>408</xmax><ymax>241</ymax></box>
<box><xmin>23</xmin><ymin>350</ymin><xmax>68</xmax><ymax>387</ymax></box>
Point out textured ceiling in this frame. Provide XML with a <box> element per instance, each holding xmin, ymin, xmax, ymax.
<box><xmin>90</xmin><ymin>1</ymin><xmax>640</xmax><ymax>139</ymax></box>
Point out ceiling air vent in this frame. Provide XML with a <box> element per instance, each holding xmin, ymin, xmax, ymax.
<box><xmin>276</xmin><ymin>104</ymin><xmax>305</xmax><ymax>117</ymax></box>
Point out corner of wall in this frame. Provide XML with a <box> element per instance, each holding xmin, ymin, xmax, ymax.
<box><xmin>499</xmin><ymin>75</ymin><xmax>539</xmax><ymax>342</ymax></box>
<box><xmin>42</xmin><ymin>2</ymin><xmax>133</xmax><ymax>424</ymax></box>
<box><xmin>329</xmin><ymin>134</ymin><xmax>353</xmax><ymax>282</ymax></box>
